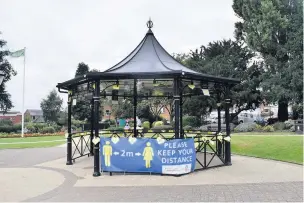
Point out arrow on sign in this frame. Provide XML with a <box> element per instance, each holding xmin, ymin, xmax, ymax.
<box><xmin>135</xmin><ymin>152</ymin><xmax>141</xmax><ymax>156</ymax></box>
<box><xmin>113</xmin><ymin>152</ymin><xmax>120</xmax><ymax>155</ymax></box>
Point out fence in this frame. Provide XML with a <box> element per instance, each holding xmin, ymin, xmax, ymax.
<box><xmin>71</xmin><ymin>131</ymin><xmax>92</xmax><ymax>161</ymax></box>
<box><xmin>70</xmin><ymin>129</ymin><xmax>227</xmax><ymax>170</ymax></box>
<box><xmin>98</xmin><ymin>129</ymin><xmax>226</xmax><ymax>171</ymax></box>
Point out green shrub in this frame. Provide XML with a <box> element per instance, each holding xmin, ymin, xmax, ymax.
<box><xmin>183</xmin><ymin>125</ymin><xmax>193</xmax><ymax>131</ymax></box>
<box><xmin>40</xmin><ymin>126</ymin><xmax>55</xmax><ymax>134</ymax></box>
<box><xmin>151</xmin><ymin>125</ymin><xmax>172</xmax><ymax>133</ymax></box>
<box><xmin>76</xmin><ymin>127</ymin><xmax>83</xmax><ymax>132</ymax></box>
<box><xmin>72</xmin><ymin>119</ymin><xmax>85</xmax><ymax>127</ymax></box>
<box><xmin>14</xmin><ymin>124</ymin><xmax>21</xmax><ymax>132</ymax></box>
<box><xmin>110</xmin><ymin>119</ymin><xmax>117</xmax><ymax>125</ymax></box>
<box><xmin>284</xmin><ymin>120</ymin><xmax>294</xmax><ymax>129</ymax></box>
<box><xmin>255</xmin><ymin>124</ymin><xmax>263</xmax><ymax>132</ymax></box>
<box><xmin>230</xmin><ymin>123</ymin><xmax>236</xmax><ymax>131</ymax></box>
<box><xmin>273</xmin><ymin>122</ymin><xmax>286</xmax><ymax>131</ymax></box>
<box><xmin>51</xmin><ymin>124</ymin><xmax>61</xmax><ymax>132</ymax></box>
<box><xmin>183</xmin><ymin>116</ymin><xmax>200</xmax><ymax>127</ymax></box>
<box><xmin>234</xmin><ymin>122</ymin><xmax>258</xmax><ymax>132</ymax></box>
<box><xmin>0</xmin><ymin>125</ymin><xmax>13</xmax><ymax>133</ymax></box>
<box><xmin>152</xmin><ymin>121</ymin><xmax>163</xmax><ymax>127</ymax></box>
<box><xmin>104</xmin><ymin>119</ymin><xmax>116</xmax><ymax>125</ymax></box>
<box><xmin>33</xmin><ymin>123</ymin><xmax>48</xmax><ymax>133</ymax></box>
<box><xmin>142</xmin><ymin>121</ymin><xmax>150</xmax><ymax>129</ymax></box>
<box><xmin>199</xmin><ymin>125</ymin><xmax>209</xmax><ymax>131</ymax></box>
<box><xmin>71</xmin><ymin>125</ymin><xmax>77</xmax><ymax>131</ymax></box>
<box><xmin>107</xmin><ymin>126</ymin><xmax>124</xmax><ymax>132</ymax></box>
<box><xmin>262</xmin><ymin>125</ymin><xmax>275</xmax><ymax>132</ymax></box>
<box><xmin>0</xmin><ymin>124</ymin><xmax>21</xmax><ymax>133</ymax></box>
<box><xmin>26</xmin><ymin>123</ymin><xmax>36</xmax><ymax>133</ymax></box>
<box><xmin>26</xmin><ymin>125</ymin><xmax>36</xmax><ymax>133</ymax></box>
<box><xmin>0</xmin><ymin>119</ymin><xmax>13</xmax><ymax>126</ymax></box>
<box><xmin>289</xmin><ymin>125</ymin><xmax>295</xmax><ymax>132</ymax></box>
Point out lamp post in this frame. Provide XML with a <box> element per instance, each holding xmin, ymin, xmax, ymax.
<box><xmin>0</xmin><ymin>70</ymin><xmax>5</xmax><ymax>85</ymax></box>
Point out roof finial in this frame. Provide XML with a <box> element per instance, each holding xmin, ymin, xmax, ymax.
<box><xmin>146</xmin><ymin>17</ymin><xmax>153</xmax><ymax>29</ymax></box>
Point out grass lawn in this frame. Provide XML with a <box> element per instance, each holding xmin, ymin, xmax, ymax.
<box><xmin>232</xmin><ymin>131</ymin><xmax>297</xmax><ymax>136</ymax></box>
<box><xmin>231</xmin><ymin>136</ymin><xmax>303</xmax><ymax>164</ymax></box>
<box><xmin>0</xmin><ymin>136</ymin><xmax>65</xmax><ymax>149</ymax></box>
<box><xmin>0</xmin><ymin>132</ymin><xmax>302</xmax><ymax>165</ymax></box>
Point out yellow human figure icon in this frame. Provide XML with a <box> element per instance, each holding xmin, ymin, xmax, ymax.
<box><xmin>143</xmin><ymin>142</ymin><xmax>154</xmax><ymax>168</ymax></box>
<box><xmin>103</xmin><ymin>141</ymin><xmax>112</xmax><ymax>167</ymax></box>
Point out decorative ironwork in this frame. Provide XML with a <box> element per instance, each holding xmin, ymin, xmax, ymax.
<box><xmin>146</xmin><ymin>18</ymin><xmax>153</xmax><ymax>29</ymax></box>
<box><xmin>71</xmin><ymin>132</ymin><xmax>91</xmax><ymax>161</ymax></box>
<box><xmin>97</xmin><ymin>129</ymin><xmax>225</xmax><ymax>173</ymax></box>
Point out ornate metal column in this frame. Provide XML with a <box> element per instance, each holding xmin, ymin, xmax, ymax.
<box><xmin>66</xmin><ymin>90</ymin><xmax>73</xmax><ymax>165</ymax></box>
<box><xmin>217</xmin><ymin>92</ymin><xmax>222</xmax><ymax>156</ymax></box>
<box><xmin>224</xmin><ymin>87</ymin><xmax>232</xmax><ymax>165</ymax></box>
<box><xmin>179</xmin><ymin>91</ymin><xmax>184</xmax><ymax>138</ymax></box>
<box><xmin>133</xmin><ymin>79</ymin><xmax>137</xmax><ymax>137</ymax></box>
<box><xmin>90</xmin><ymin>97</ymin><xmax>94</xmax><ymax>156</ymax></box>
<box><xmin>173</xmin><ymin>78</ymin><xmax>181</xmax><ymax>139</ymax></box>
<box><xmin>93</xmin><ymin>80</ymin><xmax>101</xmax><ymax>177</ymax></box>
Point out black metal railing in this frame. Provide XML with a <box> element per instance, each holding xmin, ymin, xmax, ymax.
<box><xmin>184</xmin><ymin>132</ymin><xmax>226</xmax><ymax>170</ymax></box>
<box><xmin>98</xmin><ymin>129</ymin><xmax>227</xmax><ymax>171</ymax></box>
<box><xmin>71</xmin><ymin>131</ymin><xmax>91</xmax><ymax>161</ymax></box>
<box><xmin>68</xmin><ymin>128</ymin><xmax>227</xmax><ymax>171</ymax></box>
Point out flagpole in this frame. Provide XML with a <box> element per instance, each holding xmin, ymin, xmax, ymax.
<box><xmin>21</xmin><ymin>47</ymin><xmax>26</xmax><ymax>138</ymax></box>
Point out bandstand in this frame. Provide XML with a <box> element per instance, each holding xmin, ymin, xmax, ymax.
<box><xmin>56</xmin><ymin>19</ymin><xmax>240</xmax><ymax>177</ymax></box>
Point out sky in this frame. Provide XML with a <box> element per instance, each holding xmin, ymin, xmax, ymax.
<box><xmin>0</xmin><ymin>0</ymin><xmax>239</xmax><ymax>112</ymax></box>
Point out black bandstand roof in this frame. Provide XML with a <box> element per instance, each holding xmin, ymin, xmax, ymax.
<box><xmin>57</xmin><ymin>20</ymin><xmax>240</xmax><ymax>90</ymax></box>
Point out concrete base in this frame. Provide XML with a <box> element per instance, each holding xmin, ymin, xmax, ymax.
<box><xmin>37</xmin><ymin>154</ymin><xmax>303</xmax><ymax>188</ymax></box>
<box><xmin>66</xmin><ymin>161</ymin><xmax>73</xmax><ymax>165</ymax></box>
<box><xmin>93</xmin><ymin>171</ymin><xmax>101</xmax><ymax>177</ymax></box>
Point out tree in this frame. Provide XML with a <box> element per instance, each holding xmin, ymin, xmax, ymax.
<box><xmin>163</xmin><ymin>98</ymin><xmax>174</xmax><ymax>123</ymax></box>
<box><xmin>72</xmin><ymin>99</ymin><xmax>91</xmax><ymax>121</ymax></box>
<box><xmin>72</xmin><ymin>62</ymin><xmax>91</xmax><ymax>121</ymax></box>
<box><xmin>139</xmin><ymin>97</ymin><xmax>174</xmax><ymax>122</ymax></box>
<box><xmin>183</xmin><ymin>96</ymin><xmax>214</xmax><ymax>122</ymax></box>
<box><xmin>57</xmin><ymin>108</ymin><xmax>68</xmax><ymax>126</ymax></box>
<box><xmin>0</xmin><ymin>33</ymin><xmax>17</xmax><ymax>112</ymax></box>
<box><xmin>232</xmin><ymin>0</ymin><xmax>303</xmax><ymax>121</ymax></box>
<box><xmin>111</xmin><ymin>99</ymin><xmax>133</xmax><ymax>119</ymax></box>
<box><xmin>75</xmin><ymin>62</ymin><xmax>89</xmax><ymax>77</ymax></box>
<box><xmin>40</xmin><ymin>89</ymin><xmax>63</xmax><ymax>123</ymax></box>
<box><xmin>180</xmin><ymin>39</ymin><xmax>263</xmax><ymax>121</ymax></box>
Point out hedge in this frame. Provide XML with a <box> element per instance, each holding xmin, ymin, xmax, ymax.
<box><xmin>0</xmin><ymin>125</ymin><xmax>21</xmax><ymax>133</ymax></box>
<box><xmin>182</xmin><ymin>116</ymin><xmax>200</xmax><ymax>127</ymax></box>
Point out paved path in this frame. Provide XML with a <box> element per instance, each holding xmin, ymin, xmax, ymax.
<box><xmin>0</xmin><ymin>147</ymin><xmax>303</xmax><ymax>202</ymax></box>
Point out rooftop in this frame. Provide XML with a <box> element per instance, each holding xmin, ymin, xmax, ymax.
<box><xmin>57</xmin><ymin>19</ymin><xmax>240</xmax><ymax>90</ymax></box>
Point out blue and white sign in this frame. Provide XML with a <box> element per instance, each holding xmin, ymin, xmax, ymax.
<box><xmin>100</xmin><ymin>137</ymin><xmax>196</xmax><ymax>175</ymax></box>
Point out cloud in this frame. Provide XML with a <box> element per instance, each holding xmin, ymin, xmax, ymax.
<box><xmin>0</xmin><ymin>0</ymin><xmax>238</xmax><ymax>112</ymax></box>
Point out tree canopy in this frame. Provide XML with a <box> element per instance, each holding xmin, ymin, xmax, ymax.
<box><xmin>232</xmin><ymin>0</ymin><xmax>303</xmax><ymax>121</ymax></box>
<box><xmin>72</xmin><ymin>62</ymin><xmax>91</xmax><ymax>121</ymax></box>
<box><xmin>40</xmin><ymin>89</ymin><xmax>63</xmax><ymax>123</ymax></box>
<box><xmin>177</xmin><ymin>39</ymin><xmax>263</xmax><ymax>120</ymax></box>
<box><xmin>111</xmin><ymin>99</ymin><xmax>133</xmax><ymax>119</ymax></box>
<box><xmin>0</xmin><ymin>33</ymin><xmax>17</xmax><ymax>112</ymax></box>
<box><xmin>75</xmin><ymin>62</ymin><xmax>89</xmax><ymax>77</ymax></box>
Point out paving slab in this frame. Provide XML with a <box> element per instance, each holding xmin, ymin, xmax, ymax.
<box><xmin>37</xmin><ymin>154</ymin><xmax>303</xmax><ymax>187</ymax></box>
<box><xmin>1</xmin><ymin>146</ymin><xmax>303</xmax><ymax>202</ymax></box>
<box><xmin>33</xmin><ymin>182</ymin><xmax>304</xmax><ymax>202</ymax></box>
<box><xmin>0</xmin><ymin>168</ymin><xmax>65</xmax><ymax>202</ymax></box>
<box><xmin>0</xmin><ymin>147</ymin><xmax>66</xmax><ymax>167</ymax></box>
